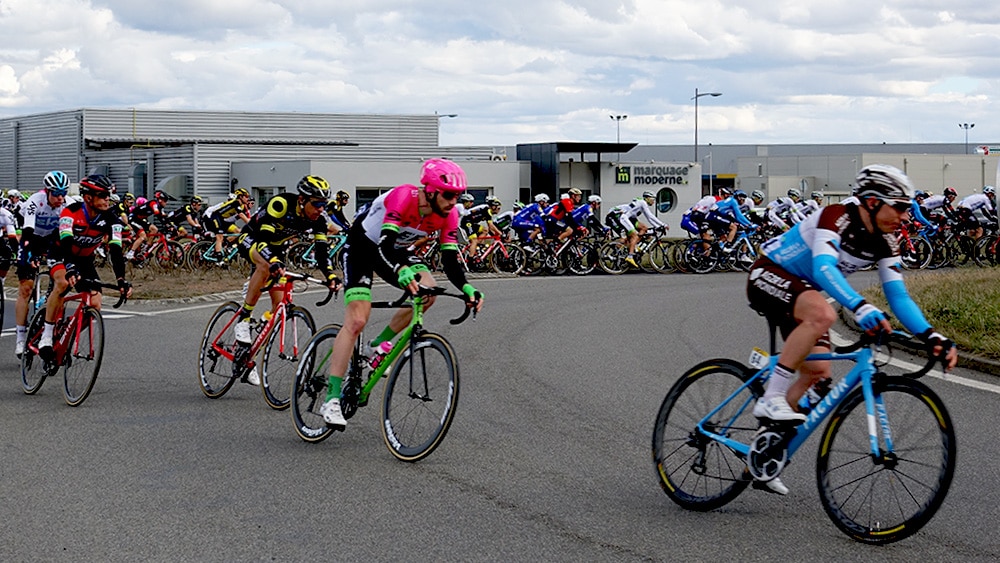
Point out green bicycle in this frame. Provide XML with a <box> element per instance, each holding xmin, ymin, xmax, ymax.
<box><xmin>291</xmin><ymin>286</ymin><xmax>475</xmax><ymax>462</ymax></box>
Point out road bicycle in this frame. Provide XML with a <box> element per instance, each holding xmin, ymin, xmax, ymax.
<box><xmin>291</xmin><ymin>285</ymin><xmax>475</xmax><ymax>462</ymax></box>
<box><xmin>127</xmin><ymin>228</ymin><xmax>186</xmax><ymax>271</ymax></box>
<box><xmin>198</xmin><ymin>272</ymin><xmax>335</xmax><ymax>410</ymax></box>
<box><xmin>286</xmin><ymin>233</ymin><xmax>348</xmax><ymax>272</ymax></box>
<box><xmin>651</xmin><ymin>322</ymin><xmax>955</xmax><ymax>544</ymax></box>
<box><xmin>679</xmin><ymin>226</ymin><xmax>759</xmax><ymax>274</ymax></box>
<box><xmin>20</xmin><ymin>278</ymin><xmax>128</xmax><ymax>406</ymax></box>
<box><xmin>185</xmin><ymin>234</ymin><xmax>251</xmax><ymax>275</ymax></box>
<box><xmin>522</xmin><ymin>231</ymin><xmax>597</xmax><ymax>276</ymax></box>
<box><xmin>598</xmin><ymin>228</ymin><xmax>671</xmax><ymax>275</ymax></box>
<box><xmin>460</xmin><ymin>234</ymin><xmax>527</xmax><ymax>275</ymax></box>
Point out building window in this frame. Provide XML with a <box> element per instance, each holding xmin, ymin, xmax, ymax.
<box><xmin>357</xmin><ymin>187</ymin><xmax>390</xmax><ymax>209</ymax></box>
<box><xmin>655</xmin><ymin>188</ymin><xmax>677</xmax><ymax>214</ymax></box>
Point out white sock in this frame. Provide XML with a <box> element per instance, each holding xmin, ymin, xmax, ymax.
<box><xmin>15</xmin><ymin>325</ymin><xmax>26</xmax><ymax>342</ymax></box>
<box><xmin>42</xmin><ymin>322</ymin><xmax>54</xmax><ymax>341</ymax></box>
<box><xmin>763</xmin><ymin>364</ymin><xmax>796</xmax><ymax>401</ymax></box>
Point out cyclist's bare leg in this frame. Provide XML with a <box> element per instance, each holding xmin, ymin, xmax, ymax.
<box><xmin>772</xmin><ymin>290</ymin><xmax>834</xmax><ymax>404</ymax></box>
<box><xmin>242</xmin><ymin>246</ymin><xmax>272</xmax><ymax>311</ymax></box>
<box><xmin>130</xmin><ymin>229</ymin><xmax>146</xmax><ymax>254</ymax></box>
<box><xmin>16</xmin><ymin>278</ymin><xmax>33</xmax><ymax>326</ymax></box>
<box><xmin>45</xmin><ymin>268</ymin><xmax>72</xmax><ymax>323</ymax></box>
<box><xmin>627</xmin><ymin>230</ymin><xmax>639</xmax><ymax>254</ymax></box>
<box><xmin>329</xmin><ymin>299</ymin><xmax>373</xmax><ymax>378</ymax></box>
<box><xmin>214</xmin><ymin>232</ymin><xmax>224</xmax><ymax>255</ymax></box>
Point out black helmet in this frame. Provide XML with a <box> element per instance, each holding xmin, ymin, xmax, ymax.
<box><xmin>79</xmin><ymin>174</ymin><xmax>115</xmax><ymax>196</ymax></box>
<box><xmin>296</xmin><ymin>175</ymin><xmax>331</xmax><ymax>199</ymax></box>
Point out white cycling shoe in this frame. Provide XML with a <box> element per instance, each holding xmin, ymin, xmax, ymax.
<box><xmin>753</xmin><ymin>476</ymin><xmax>789</xmax><ymax>495</ymax></box>
<box><xmin>320</xmin><ymin>398</ymin><xmax>347</xmax><ymax>428</ymax></box>
<box><xmin>752</xmin><ymin>396</ymin><xmax>806</xmax><ymax>422</ymax></box>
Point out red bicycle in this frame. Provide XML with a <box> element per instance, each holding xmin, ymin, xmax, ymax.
<box><xmin>20</xmin><ymin>279</ymin><xmax>128</xmax><ymax>406</ymax></box>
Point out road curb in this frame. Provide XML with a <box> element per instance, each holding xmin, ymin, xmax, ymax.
<box><xmin>837</xmin><ymin>305</ymin><xmax>1000</xmax><ymax>377</ymax></box>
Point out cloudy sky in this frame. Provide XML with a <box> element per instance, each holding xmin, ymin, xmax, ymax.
<box><xmin>1</xmin><ymin>0</ymin><xmax>997</xmax><ymax>149</ymax></box>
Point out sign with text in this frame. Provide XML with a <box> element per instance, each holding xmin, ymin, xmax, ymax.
<box><xmin>615</xmin><ymin>165</ymin><xmax>689</xmax><ymax>186</ymax></box>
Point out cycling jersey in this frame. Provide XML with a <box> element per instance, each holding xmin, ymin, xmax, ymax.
<box><xmin>958</xmin><ymin>193</ymin><xmax>995</xmax><ymax>214</ymax></box>
<box><xmin>166</xmin><ymin>203</ymin><xmax>200</xmax><ymax>226</ymax></box>
<box><xmin>710</xmin><ymin>196</ymin><xmax>753</xmax><ymax>227</ymax></box>
<box><xmin>757</xmin><ymin>202</ymin><xmax>931</xmax><ymax>335</ymax></box>
<box><xmin>345</xmin><ymin>184</ymin><xmax>468</xmax><ymax>302</ymax></box>
<box><xmin>241</xmin><ymin>192</ymin><xmax>333</xmax><ymax>278</ymax></box>
<box><xmin>611</xmin><ymin>198</ymin><xmax>666</xmax><ymax>229</ymax></box>
<box><xmin>461</xmin><ymin>203</ymin><xmax>494</xmax><ymax>236</ymax></box>
<box><xmin>0</xmin><ymin>208</ymin><xmax>18</xmax><ymax>265</ymax></box>
<box><xmin>326</xmin><ymin>203</ymin><xmax>351</xmax><ymax>231</ymax></box>
<box><xmin>765</xmin><ymin>197</ymin><xmax>797</xmax><ymax>229</ymax></box>
<box><xmin>512</xmin><ymin>202</ymin><xmax>546</xmax><ymax>239</ymax></box>
<box><xmin>54</xmin><ymin>201</ymin><xmax>127</xmax><ymax>281</ymax></box>
<box><xmin>21</xmin><ymin>191</ymin><xmax>64</xmax><ymax>238</ymax></box>
<box><xmin>570</xmin><ymin>204</ymin><xmax>605</xmax><ymax>233</ymax></box>
<box><xmin>492</xmin><ymin>210</ymin><xmax>515</xmax><ymax>231</ymax></box>
<box><xmin>205</xmin><ymin>197</ymin><xmax>247</xmax><ymax>221</ymax></box>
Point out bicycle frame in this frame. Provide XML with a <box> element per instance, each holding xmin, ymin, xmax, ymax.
<box><xmin>697</xmin><ymin>346</ymin><xmax>888</xmax><ymax>462</ymax></box>
<box><xmin>41</xmin><ymin>291</ymin><xmax>96</xmax><ymax>366</ymax></box>
<box><xmin>208</xmin><ymin>278</ymin><xmax>300</xmax><ymax>366</ymax></box>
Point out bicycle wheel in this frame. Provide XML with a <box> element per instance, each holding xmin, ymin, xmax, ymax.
<box><xmin>286</xmin><ymin>241</ymin><xmax>314</xmax><ymax>270</ymax></box>
<box><xmin>197</xmin><ymin>301</ymin><xmax>242</xmax><ymax>398</ymax></box>
<box><xmin>185</xmin><ymin>240</ymin><xmax>214</xmax><ymax>270</ymax></box>
<box><xmin>491</xmin><ymin>244</ymin><xmax>526</xmax><ymax>275</ymax></box>
<box><xmin>683</xmin><ymin>239</ymin><xmax>718</xmax><ymax>274</ymax></box>
<box><xmin>63</xmin><ymin>307</ymin><xmax>104</xmax><ymax>406</ymax></box>
<box><xmin>597</xmin><ymin>241</ymin><xmax>628</xmax><ymax>275</ymax></box>
<box><xmin>649</xmin><ymin>240</ymin><xmax>673</xmax><ymax>273</ymax></box>
<box><xmin>566</xmin><ymin>240</ymin><xmax>597</xmax><ymax>275</ymax></box>
<box><xmin>291</xmin><ymin>324</ymin><xmax>342</xmax><ymax>443</ymax></box>
<box><xmin>972</xmin><ymin>235</ymin><xmax>997</xmax><ymax>268</ymax></box>
<box><xmin>816</xmin><ymin>376</ymin><xmax>956</xmax><ymax>545</ymax></box>
<box><xmin>20</xmin><ymin>308</ymin><xmax>53</xmax><ymax>394</ymax></box>
<box><xmin>261</xmin><ymin>305</ymin><xmax>316</xmax><ymax>410</ymax></box>
<box><xmin>652</xmin><ymin>360</ymin><xmax>757</xmax><ymax>510</ymax></box>
<box><xmin>732</xmin><ymin>239</ymin><xmax>757</xmax><ymax>272</ymax></box>
<box><xmin>382</xmin><ymin>332</ymin><xmax>459</xmax><ymax>462</ymax></box>
<box><xmin>901</xmin><ymin>237</ymin><xmax>933</xmax><ymax>270</ymax></box>
<box><xmin>154</xmin><ymin>240</ymin><xmax>186</xmax><ymax>271</ymax></box>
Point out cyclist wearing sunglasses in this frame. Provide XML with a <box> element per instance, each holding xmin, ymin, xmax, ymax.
<box><xmin>231</xmin><ymin>176</ymin><xmax>342</xmax><ymax>375</ymax></box>
<box><xmin>13</xmin><ymin>171</ymin><xmax>71</xmax><ymax>357</ymax></box>
<box><xmin>38</xmin><ymin>174</ymin><xmax>131</xmax><ymax>358</ymax></box>
<box><xmin>317</xmin><ymin>158</ymin><xmax>484</xmax><ymax>428</ymax></box>
<box><xmin>745</xmin><ymin>164</ymin><xmax>958</xmax><ymax>495</ymax></box>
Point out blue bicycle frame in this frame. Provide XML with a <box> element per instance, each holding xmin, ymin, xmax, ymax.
<box><xmin>696</xmin><ymin>345</ymin><xmax>886</xmax><ymax>462</ymax></box>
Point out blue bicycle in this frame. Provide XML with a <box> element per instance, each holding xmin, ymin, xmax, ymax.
<box><xmin>652</xmin><ymin>324</ymin><xmax>956</xmax><ymax>544</ymax></box>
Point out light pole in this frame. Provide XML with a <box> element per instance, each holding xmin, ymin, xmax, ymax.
<box><xmin>704</xmin><ymin>153</ymin><xmax>713</xmax><ymax>196</ymax></box>
<box><xmin>959</xmin><ymin>123</ymin><xmax>975</xmax><ymax>154</ymax></box>
<box><xmin>610</xmin><ymin>114</ymin><xmax>627</xmax><ymax>161</ymax></box>
<box><xmin>692</xmin><ymin>88</ymin><xmax>722</xmax><ymax>163</ymax></box>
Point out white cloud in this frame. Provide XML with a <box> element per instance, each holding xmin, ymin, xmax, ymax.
<box><xmin>0</xmin><ymin>0</ymin><xmax>996</xmax><ymax>147</ymax></box>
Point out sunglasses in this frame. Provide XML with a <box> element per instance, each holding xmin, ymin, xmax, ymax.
<box><xmin>888</xmin><ymin>201</ymin><xmax>911</xmax><ymax>212</ymax></box>
<box><xmin>92</xmin><ymin>192</ymin><xmax>111</xmax><ymax>200</ymax></box>
<box><xmin>438</xmin><ymin>191</ymin><xmax>461</xmax><ymax>201</ymax></box>
<box><xmin>49</xmin><ymin>190</ymin><xmax>68</xmax><ymax>197</ymax></box>
<box><xmin>307</xmin><ymin>199</ymin><xmax>327</xmax><ymax>209</ymax></box>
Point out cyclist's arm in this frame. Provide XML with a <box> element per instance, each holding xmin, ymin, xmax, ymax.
<box><xmin>877</xmin><ymin>258</ymin><xmax>932</xmax><ymax>336</ymax></box>
<box><xmin>909</xmin><ymin>200</ymin><xmax>933</xmax><ymax>227</ymax></box>
<box><xmin>639</xmin><ymin>201</ymin><xmax>666</xmax><ymax>229</ymax></box>
<box><xmin>809</xmin><ymin>215</ymin><xmax>865</xmax><ymax>311</ymax></box>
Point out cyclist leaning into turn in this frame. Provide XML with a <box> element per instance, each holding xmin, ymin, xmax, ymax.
<box><xmin>319</xmin><ymin>158</ymin><xmax>484</xmax><ymax>428</ymax></box>
<box><xmin>40</xmin><ymin>175</ymin><xmax>131</xmax><ymax>358</ymax></box>
<box><xmin>232</xmin><ymin>176</ymin><xmax>342</xmax><ymax>384</ymax></box>
<box><xmin>204</xmin><ymin>188</ymin><xmax>252</xmax><ymax>258</ymax></box>
<box><xmin>14</xmin><ymin>171</ymin><xmax>70</xmax><ymax>357</ymax></box>
<box><xmin>745</xmin><ymin>164</ymin><xmax>958</xmax><ymax>495</ymax></box>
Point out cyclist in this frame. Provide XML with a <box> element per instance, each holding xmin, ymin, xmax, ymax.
<box><xmin>460</xmin><ymin>195</ymin><xmax>503</xmax><ymax>260</ymax></box>
<box><xmin>126</xmin><ymin>190</ymin><xmax>169</xmax><ymax>260</ymax></box>
<box><xmin>705</xmin><ymin>188</ymin><xmax>754</xmax><ymax>249</ymax></box>
<box><xmin>39</xmin><ymin>174</ymin><xmax>131</xmax><ymax>358</ymax></box>
<box><xmin>0</xmin><ymin>205</ymin><xmax>18</xmax><ymax>287</ymax></box>
<box><xmin>5</xmin><ymin>189</ymin><xmax>25</xmax><ymax>227</ymax></box>
<box><xmin>165</xmin><ymin>195</ymin><xmax>204</xmax><ymax>236</ymax></box>
<box><xmin>203</xmin><ymin>188</ymin><xmax>252</xmax><ymax>259</ymax></box>
<box><xmin>492</xmin><ymin>200</ymin><xmax>522</xmax><ymax>239</ymax></box>
<box><xmin>233</xmin><ymin>176</ymin><xmax>342</xmax><ymax>385</ymax></box>
<box><xmin>608</xmin><ymin>191</ymin><xmax>668</xmax><ymax>268</ymax></box>
<box><xmin>14</xmin><ymin>171</ymin><xmax>70</xmax><ymax>356</ymax></box>
<box><xmin>746</xmin><ymin>164</ymin><xmax>957</xmax><ymax>494</ymax></box>
<box><xmin>956</xmin><ymin>186</ymin><xmax>996</xmax><ymax>240</ymax></box>
<box><xmin>765</xmin><ymin>188</ymin><xmax>801</xmax><ymax>231</ymax></box>
<box><xmin>512</xmin><ymin>193</ymin><xmax>549</xmax><ymax>244</ymax></box>
<box><xmin>572</xmin><ymin>195</ymin><xmax>609</xmax><ymax>235</ymax></box>
<box><xmin>326</xmin><ymin>190</ymin><xmax>352</xmax><ymax>234</ymax></box>
<box><xmin>542</xmin><ymin>188</ymin><xmax>584</xmax><ymax>244</ymax></box>
<box><xmin>318</xmin><ymin>158</ymin><xmax>483</xmax><ymax>428</ymax></box>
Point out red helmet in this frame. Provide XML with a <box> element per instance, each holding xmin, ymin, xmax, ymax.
<box><xmin>420</xmin><ymin>159</ymin><xmax>467</xmax><ymax>194</ymax></box>
<box><xmin>79</xmin><ymin>174</ymin><xmax>115</xmax><ymax>196</ymax></box>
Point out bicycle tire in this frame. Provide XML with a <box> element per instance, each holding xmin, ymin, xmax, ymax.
<box><xmin>63</xmin><ymin>307</ymin><xmax>104</xmax><ymax>406</ymax></box>
<box><xmin>901</xmin><ymin>237</ymin><xmax>933</xmax><ymax>270</ymax></box>
<box><xmin>732</xmin><ymin>238</ymin><xmax>757</xmax><ymax>272</ymax></box>
<box><xmin>567</xmin><ymin>240</ymin><xmax>597</xmax><ymax>275</ymax></box>
<box><xmin>649</xmin><ymin>239</ymin><xmax>673</xmax><ymax>273</ymax></box>
<box><xmin>597</xmin><ymin>241</ymin><xmax>628</xmax><ymax>275</ymax></box>
<box><xmin>185</xmin><ymin>240</ymin><xmax>214</xmax><ymax>270</ymax></box>
<box><xmin>20</xmin><ymin>308</ymin><xmax>52</xmax><ymax>394</ymax></box>
<box><xmin>154</xmin><ymin>240</ymin><xmax>186</xmax><ymax>271</ymax></box>
<box><xmin>382</xmin><ymin>332</ymin><xmax>460</xmax><ymax>462</ymax></box>
<box><xmin>261</xmin><ymin>305</ymin><xmax>316</xmax><ymax>410</ymax></box>
<box><xmin>972</xmin><ymin>235</ymin><xmax>997</xmax><ymax>268</ymax></box>
<box><xmin>816</xmin><ymin>376</ymin><xmax>956</xmax><ymax>545</ymax></box>
<box><xmin>491</xmin><ymin>243</ymin><xmax>526</xmax><ymax>275</ymax></box>
<box><xmin>197</xmin><ymin>301</ymin><xmax>242</xmax><ymax>398</ymax></box>
<box><xmin>652</xmin><ymin>359</ymin><xmax>757</xmax><ymax>510</ymax></box>
<box><xmin>683</xmin><ymin>239</ymin><xmax>718</xmax><ymax>274</ymax></box>
<box><xmin>286</xmin><ymin>241</ymin><xmax>314</xmax><ymax>270</ymax></box>
<box><xmin>291</xmin><ymin>324</ymin><xmax>342</xmax><ymax>443</ymax></box>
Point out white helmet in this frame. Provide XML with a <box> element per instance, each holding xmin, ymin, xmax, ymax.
<box><xmin>534</xmin><ymin>193</ymin><xmax>550</xmax><ymax>203</ymax></box>
<box><xmin>7</xmin><ymin>189</ymin><xmax>21</xmax><ymax>199</ymax></box>
<box><xmin>588</xmin><ymin>195</ymin><xmax>602</xmax><ymax>204</ymax></box>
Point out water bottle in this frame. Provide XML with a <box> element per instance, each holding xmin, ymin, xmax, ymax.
<box><xmin>368</xmin><ymin>341</ymin><xmax>393</xmax><ymax>370</ymax></box>
<box><xmin>797</xmin><ymin>379</ymin><xmax>832</xmax><ymax>413</ymax></box>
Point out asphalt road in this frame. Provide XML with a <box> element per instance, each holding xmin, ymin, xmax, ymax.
<box><xmin>1</xmin><ymin>272</ymin><xmax>998</xmax><ymax>561</ymax></box>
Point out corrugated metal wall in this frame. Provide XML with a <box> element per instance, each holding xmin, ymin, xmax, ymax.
<box><xmin>0</xmin><ymin>110</ymin><xmax>83</xmax><ymax>191</ymax></box>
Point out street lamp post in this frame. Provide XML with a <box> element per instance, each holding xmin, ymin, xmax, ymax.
<box><xmin>610</xmin><ymin>114</ymin><xmax>627</xmax><ymax>161</ymax></box>
<box><xmin>704</xmin><ymin>153</ymin><xmax>713</xmax><ymax>195</ymax></box>
<box><xmin>959</xmin><ymin>123</ymin><xmax>975</xmax><ymax>154</ymax></box>
<box><xmin>692</xmin><ymin>88</ymin><xmax>722</xmax><ymax>163</ymax></box>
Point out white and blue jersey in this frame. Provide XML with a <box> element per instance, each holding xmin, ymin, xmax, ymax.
<box><xmin>758</xmin><ymin>203</ymin><xmax>931</xmax><ymax>335</ymax></box>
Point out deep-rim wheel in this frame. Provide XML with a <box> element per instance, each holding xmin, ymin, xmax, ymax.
<box><xmin>185</xmin><ymin>240</ymin><xmax>214</xmax><ymax>270</ymax></box>
<box><xmin>652</xmin><ymin>360</ymin><xmax>756</xmax><ymax>510</ymax></box>
<box><xmin>816</xmin><ymin>377</ymin><xmax>956</xmax><ymax>545</ymax></box>
<box><xmin>492</xmin><ymin>243</ymin><xmax>526</xmax><ymax>275</ymax></box>
<box><xmin>198</xmin><ymin>301</ymin><xmax>241</xmax><ymax>398</ymax></box>
<box><xmin>597</xmin><ymin>241</ymin><xmax>628</xmax><ymax>275</ymax></box>
<box><xmin>684</xmin><ymin>239</ymin><xmax>718</xmax><ymax>274</ymax></box>
<box><xmin>567</xmin><ymin>240</ymin><xmax>597</xmax><ymax>275</ymax></box>
<box><xmin>63</xmin><ymin>307</ymin><xmax>104</xmax><ymax>406</ymax></box>
<box><xmin>902</xmin><ymin>237</ymin><xmax>933</xmax><ymax>270</ymax></box>
<box><xmin>291</xmin><ymin>324</ymin><xmax>341</xmax><ymax>443</ymax></box>
<box><xmin>261</xmin><ymin>305</ymin><xmax>316</xmax><ymax>410</ymax></box>
<box><xmin>381</xmin><ymin>333</ymin><xmax>459</xmax><ymax>462</ymax></box>
<box><xmin>20</xmin><ymin>307</ymin><xmax>51</xmax><ymax>394</ymax></box>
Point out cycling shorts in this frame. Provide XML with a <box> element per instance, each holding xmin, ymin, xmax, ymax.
<box><xmin>746</xmin><ymin>256</ymin><xmax>830</xmax><ymax>347</ymax></box>
<box><xmin>341</xmin><ymin>228</ymin><xmax>426</xmax><ymax>303</ymax></box>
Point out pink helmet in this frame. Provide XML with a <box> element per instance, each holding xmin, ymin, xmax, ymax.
<box><xmin>135</xmin><ymin>196</ymin><xmax>148</xmax><ymax>206</ymax></box>
<box><xmin>420</xmin><ymin>158</ymin><xmax>467</xmax><ymax>193</ymax></box>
